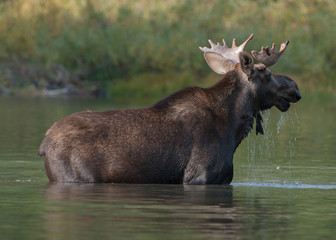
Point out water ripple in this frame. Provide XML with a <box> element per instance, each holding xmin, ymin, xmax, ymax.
<box><xmin>232</xmin><ymin>183</ymin><xmax>336</xmax><ymax>189</ymax></box>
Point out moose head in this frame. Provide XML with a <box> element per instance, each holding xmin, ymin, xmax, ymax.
<box><xmin>200</xmin><ymin>34</ymin><xmax>301</xmax><ymax>134</ymax></box>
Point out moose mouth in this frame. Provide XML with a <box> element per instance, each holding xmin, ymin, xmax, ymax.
<box><xmin>276</xmin><ymin>100</ymin><xmax>291</xmax><ymax>112</ymax></box>
<box><xmin>276</xmin><ymin>95</ymin><xmax>300</xmax><ymax>112</ymax></box>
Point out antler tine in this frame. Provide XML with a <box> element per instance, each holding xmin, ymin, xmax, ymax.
<box><xmin>232</xmin><ymin>38</ymin><xmax>237</xmax><ymax>48</ymax></box>
<box><xmin>208</xmin><ymin>39</ymin><xmax>216</xmax><ymax>48</ymax></box>
<box><xmin>237</xmin><ymin>33</ymin><xmax>254</xmax><ymax>51</ymax></box>
<box><xmin>280</xmin><ymin>41</ymin><xmax>289</xmax><ymax>51</ymax></box>
<box><xmin>251</xmin><ymin>40</ymin><xmax>289</xmax><ymax>67</ymax></box>
<box><xmin>271</xmin><ymin>43</ymin><xmax>275</xmax><ymax>51</ymax></box>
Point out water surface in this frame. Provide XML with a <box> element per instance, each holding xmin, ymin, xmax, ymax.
<box><xmin>0</xmin><ymin>96</ymin><xmax>335</xmax><ymax>240</ymax></box>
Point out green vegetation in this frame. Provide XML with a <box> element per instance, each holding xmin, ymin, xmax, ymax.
<box><xmin>0</xmin><ymin>0</ymin><xmax>335</xmax><ymax>99</ymax></box>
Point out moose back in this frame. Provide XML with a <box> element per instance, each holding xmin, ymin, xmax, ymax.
<box><xmin>38</xmin><ymin>34</ymin><xmax>301</xmax><ymax>184</ymax></box>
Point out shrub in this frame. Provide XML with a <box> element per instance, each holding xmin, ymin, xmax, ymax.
<box><xmin>0</xmin><ymin>0</ymin><xmax>334</xmax><ymax>93</ymax></box>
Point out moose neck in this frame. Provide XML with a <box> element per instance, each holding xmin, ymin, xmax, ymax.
<box><xmin>208</xmin><ymin>70</ymin><xmax>256</xmax><ymax>111</ymax></box>
<box><xmin>206</xmin><ymin>69</ymin><xmax>258</xmax><ymax>148</ymax></box>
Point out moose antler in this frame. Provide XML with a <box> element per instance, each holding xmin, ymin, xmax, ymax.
<box><xmin>200</xmin><ymin>34</ymin><xmax>289</xmax><ymax>74</ymax></box>
<box><xmin>251</xmin><ymin>40</ymin><xmax>289</xmax><ymax>67</ymax></box>
<box><xmin>200</xmin><ymin>34</ymin><xmax>254</xmax><ymax>74</ymax></box>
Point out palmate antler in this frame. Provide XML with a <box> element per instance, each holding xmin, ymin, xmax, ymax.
<box><xmin>200</xmin><ymin>33</ymin><xmax>289</xmax><ymax>74</ymax></box>
<box><xmin>251</xmin><ymin>40</ymin><xmax>289</xmax><ymax>67</ymax></box>
<box><xmin>199</xmin><ymin>34</ymin><xmax>254</xmax><ymax>74</ymax></box>
<box><xmin>200</xmin><ymin>33</ymin><xmax>254</xmax><ymax>65</ymax></box>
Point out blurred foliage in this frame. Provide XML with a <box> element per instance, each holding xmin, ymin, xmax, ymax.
<box><xmin>0</xmin><ymin>0</ymin><xmax>335</xmax><ymax>96</ymax></box>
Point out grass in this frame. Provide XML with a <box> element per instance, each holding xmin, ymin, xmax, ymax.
<box><xmin>0</xmin><ymin>0</ymin><xmax>335</xmax><ymax>96</ymax></box>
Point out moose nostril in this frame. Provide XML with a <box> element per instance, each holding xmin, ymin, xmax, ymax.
<box><xmin>296</xmin><ymin>94</ymin><xmax>301</xmax><ymax>101</ymax></box>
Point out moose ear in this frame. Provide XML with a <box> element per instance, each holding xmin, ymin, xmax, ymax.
<box><xmin>204</xmin><ymin>52</ymin><xmax>235</xmax><ymax>75</ymax></box>
<box><xmin>239</xmin><ymin>51</ymin><xmax>254</xmax><ymax>76</ymax></box>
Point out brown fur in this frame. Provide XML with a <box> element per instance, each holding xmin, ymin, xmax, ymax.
<box><xmin>38</xmin><ymin>52</ymin><xmax>301</xmax><ymax>184</ymax></box>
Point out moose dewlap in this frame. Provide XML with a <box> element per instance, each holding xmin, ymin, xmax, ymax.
<box><xmin>38</xmin><ymin>33</ymin><xmax>301</xmax><ymax>184</ymax></box>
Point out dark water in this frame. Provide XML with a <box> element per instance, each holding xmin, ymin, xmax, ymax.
<box><xmin>0</xmin><ymin>95</ymin><xmax>336</xmax><ymax>240</ymax></box>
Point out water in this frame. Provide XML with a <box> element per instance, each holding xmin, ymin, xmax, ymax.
<box><xmin>1</xmin><ymin>95</ymin><xmax>336</xmax><ymax>240</ymax></box>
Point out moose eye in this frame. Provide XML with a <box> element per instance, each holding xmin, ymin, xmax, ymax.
<box><xmin>266</xmin><ymin>73</ymin><xmax>272</xmax><ymax>81</ymax></box>
<box><xmin>260</xmin><ymin>73</ymin><xmax>272</xmax><ymax>84</ymax></box>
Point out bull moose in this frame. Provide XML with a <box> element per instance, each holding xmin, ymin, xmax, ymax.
<box><xmin>38</xmin><ymin>34</ymin><xmax>301</xmax><ymax>184</ymax></box>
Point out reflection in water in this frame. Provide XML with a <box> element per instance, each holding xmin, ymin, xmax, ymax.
<box><xmin>44</xmin><ymin>183</ymin><xmax>234</xmax><ymax>206</ymax></box>
<box><xmin>42</xmin><ymin>183</ymin><xmax>310</xmax><ymax>240</ymax></box>
<box><xmin>43</xmin><ymin>184</ymin><xmax>238</xmax><ymax>239</ymax></box>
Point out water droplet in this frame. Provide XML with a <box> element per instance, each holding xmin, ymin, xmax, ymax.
<box><xmin>276</xmin><ymin>112</ymin><xmax>287</xmax><ymax>134</ymax></box>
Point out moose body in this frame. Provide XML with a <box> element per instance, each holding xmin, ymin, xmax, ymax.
<box><xmin>38</xmin><ymin>34</ymin><xmax>301</xmax><ymax>184</ymax></box>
